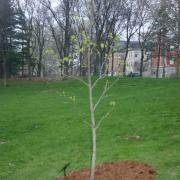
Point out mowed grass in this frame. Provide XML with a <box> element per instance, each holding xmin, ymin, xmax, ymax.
<box><xmin>0</xmin><ymin>78</ymin><xmax>180</xmax><ymax>180</ymax></box>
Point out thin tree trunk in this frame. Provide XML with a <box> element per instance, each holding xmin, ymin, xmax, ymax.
<box><xmin>99</xmin><ymin>51</ymin><xmax>104</xmax><ymax>76</ymax></box>
<box><xmin>22</xmin><ymin>58</ymin><xmax>24</xmax><ymax>77</ymax></box>
<box><xmin>90</xmin><ymin>122</ymin><xmax>96</xmax><ymax>180</ymax></box>
<box><xmin>79</xmin><ymin>50</ymin><xmax>82</xmax><ymax>76</ymax></box>
<box><xmin>2</xmin><ymin>34</ymin><xmax>7</xmax><ymax>87</ymax></box>
<box><xmin>94</xmin><ymin>53</ymin><xmax>99</xmax><ymax>76</ymax></box>
<box><xmin>123</xmin><ymin>49</ymin><xmax>128</xmax><ymax>76</ymax></box>
<box><xmin>111</xmin><ymin>52</ymin><xmax>114</xmax><ymax>76</ymax></box>
<box><xmin>88</xmin><ymin>47</ymin><xmax>96</xmax><ymax>180</ymax></box>
<box><xmin>28</xmin><ymin>61</ymin><xmax>32</xmax><ymax>79</ymax></box>
<box><xmin>138</xmin><ymin>27</ymin><xmax>144</xmax><ymax>77</ymax></box>
<box><xmin>162</xmin><ymin>50</ymin><xmax>166</xmax><ymax>78</ymax></box>
<box><xmin>0</xmin><ymin>62</ymin><xmax>3</xmax><ymax>79</ymax></box>
<box><xmin>60</xmin><ymin>62</ymin><xmax>63</xmax><ymax>76</ymax></box>
<box><xmin>27</xmin><ymin>39</ymin><xmax>32</xmax><ymax>80</ymax></box>
<box><xmin>156</xmin><ymin>33</ymin><xmax>161</xmax><ymax>78</ymax></box>
<box><xmin>176</xmin><ymin>53</ymin><xmax>180</xmax><ymax>78</ymax></box>
<box><xmin>21</xmin><ymin>29</ymin><xmax>24</xmax><ymax>77</ymax></box>
<box><xmin>140</xmin><ymin>48</ymin><xmax>144</xmax><ymax>77</ymax></box>
<box><xmin>37</xmin><ymin>63</ymin><xmax>41</xmax><ymax>77</ymax></box>
<box><xmin>64</xmin><ymin>0</ymin><xmax>70</xmax><ymax>76</ymax></box>
<box><xmin>3</xmin><ymin>55</ymin><xmax>7</xmax><ymax>88</ymax></box>
<box><xmin>37</xmin><ymin>50</ymin><xmax>43</xmax><ymax>77</ymax></box>
<box><xmin>123</xmin><ymin>39</ymin><xmax>130</xmax><ymax>77</ymax></box>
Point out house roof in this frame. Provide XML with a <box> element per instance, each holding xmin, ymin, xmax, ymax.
<box><xmin>120</xmin><ymin>41</ymin><xmax>140</xmax><ymax>50</ymax></box>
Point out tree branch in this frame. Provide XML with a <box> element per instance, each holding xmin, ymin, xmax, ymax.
<box><xmin>94</xmin><ymin>76</ymin><xmax>120</xmax><ymax>111</ymax></box>
<box><xmin>96</xmin><ymin>107</ymin><xmax>114</xmax><ymax>130</ymax></box>
<box><xmin>63</xmin><ymin>75</ymin><xmax>89</xmax><ymax>87</ymax></box>
<box><xmin>94</xmin><ymin>80</ymin><xmax>109</xmax><ymax>111</ymax></box>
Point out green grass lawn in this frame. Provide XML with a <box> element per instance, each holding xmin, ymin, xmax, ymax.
<box><xmin>0</xmin><ymin>78</ymin><xmax>180</xmax><ymax>180</ymax></box>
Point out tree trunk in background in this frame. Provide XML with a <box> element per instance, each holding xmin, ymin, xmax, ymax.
<box><xmin>176</xmin><ymin>54</ymin><xmax>180</xmax><ymax>78</ymax></box>
<box><xmin>138</xmin><ymin>26</ymin><xmax>144</xmax><ymax>78</ymax></box>
<box><xmin>99</xmin><ymin>51</ymin><xmax>103</xmax><ymax>76</ymax></box>
<box><xmin>0</xmin><ymin>62</ymin><xmax>3</xmax><ymax>78</ymax></box>
<box><xmin>28</xmin><ymin>59</ymin><xmax>32</xmax><ymax>79</ymax></box>
<box><xmin>162</xmin><ymin>59</ymin><xmax>166</xmax><ymax>78</ymax></box>
<box><xmin>27</xmin><ymin>38</ymin><xmax>32</xmax><ymax>80</ymax></box>
<box><xmin>123</xmin><ymin>38</ymin><xmax>130</xmax><ymax>77</ymax></box>
<box><xmin>37</xmin><ymin>62</ymin><xmax>41</xmax><ymax>77</ymax></box>
<box><xmin>64</xmin><ymin>0</ymin><xmax>70</xmax><ymax>75</ymax></box>
<box><xmin>3</xmin><ymin>55</ymin><xmax>6</xmax><ymax>88</ymax></box>
<box><xmin>79</xmin><ymin>49</ymin><xmax>83</xmax><ymax>76</ymax></box>
<box><xmin>60</xmin><ymin>62</ymin><xmax>63</xmax><ymax>76</ymax></box>
<box><xmin>162</xmin><ymin>50</ymin><xmax>166</xmax><ymax>78</ymax></box>
<box><xmin>123</xmin><ymin>49</ymin><xmax>128</xmax><ymax>76</ymax></box>
<box><xmin>37</xmin><ymin>49</ymin><xmax>43</xmax><ymax>77</ymax></box>
<box><xmin>94</xmin><ymin>53</ymin><xmax>99</xmax><ymax>76</ymax></box>
<box><xmin>2</xmin><ymin>34</ymin><xmax>7</xmax><ymax>87</ymax></box>
<box><xmin>111</xmin><ymin>52</ymin><xmax>114</xmax><ymax>76</ymax></box>
<box><xmin>21</xmin><ymin>58</ymin><xmax>24</xmax><ymax>77</ymax></box>
<box><xmin>140</xmin><ymin>48</ymin><xmax>144</xmax><ymax>77</ymax></box>
<box><xmin>156</xmin><ymin>33</ymin><xmax>161</xmax><ymax>78</ymax></box>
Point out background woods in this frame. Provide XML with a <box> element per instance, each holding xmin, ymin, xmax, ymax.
<box><xmin>1</xmin><ymin>0</ymin><xmax>180</xmax><ymax>80</ymax></box>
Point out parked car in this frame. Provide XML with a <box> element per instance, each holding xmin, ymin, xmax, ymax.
<box><xmin>127</xmin><ymin>72</ymin><xmax>140</xmax><ymax>77</ymax></box>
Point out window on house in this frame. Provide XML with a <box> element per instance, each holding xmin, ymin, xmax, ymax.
<box><xmin>135</xmin><ymin>54</ymin><xmax>138</xmax><ymax>58</ymax></box>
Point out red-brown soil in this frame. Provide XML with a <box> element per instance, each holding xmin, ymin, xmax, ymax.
<box><xmin>56</xmin><ymin>161</ymin><xmax>157</xmax><ymax>180</ymax></box>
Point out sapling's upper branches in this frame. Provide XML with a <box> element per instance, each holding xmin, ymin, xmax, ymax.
<box><xmin>96</xmin><ymin>107</ymin><xmax>114</xmax><ymax>130</ymax></box>
<box><xmin>92</xmin><ymin>75</ymin><xmax>106</xmax><ymax>90</ymax></box>
<box><xmin>41</xmin><ymin>0</ymin><xmax>65</xmax><ymax>30</ymax></box>
<box><xmin>93</xmin><ymin>80</ymin><xmax>109</xmax><ymax>111</ymax></box>
<box><xmin>92</xmin><ymin>61</ymin><xmax>108</xmax><ymax>89</ymax></box>
<box><xmin>93</xmin><ymin>75</ymin><xmax>120</xmax><ymax>112</ymax></box>
<box><xmin>64</xmin><ymin>75</ymin><xmax>89</xmax><ymax>87</ymax></box>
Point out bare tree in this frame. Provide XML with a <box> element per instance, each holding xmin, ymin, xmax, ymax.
<box><xmin>91</xmin><ymin>0</ymin><xmax>123</xmax><ymax>75</ymax></box>
<box><xmin>155</xmin><ymin>0</ymin><xmax>170</xmax><ymax>78</ymax></box>
<box><xmin>137</xmin><ymin>0</ymin><xmax>155</xmax><ymax>77</ymax></box>
<box><xmin>122</xmin><ymin>0</ymin><xmax>143</xmax><ymax>76</ymax></box>
<box><xmin>97</xmin><ymin>1</ymin><xmax>122</xmax><ymax>69</ymax></box>
<box><xmin>16</xmin><ymin>0</ymin><xmax>37</xmax><ymax>79</ymax></box>
<box><xmin>33</xmin><ymin>2</ymin><xmax>47</xmax><ymax>77</ymax></box>
<box><xmin>41</xmin><ymin>0</ymin><xmax>76</xmax><ymax>75</ymax></box>
<box><xmin>169</xmin><ymin>0</ymin><xmax>180</xmax><ymax>78</ymax></box>
<box><xmin>145</xmin><ymin>0</ymin><xmax>171</xmax><ymax>78</ymax></box>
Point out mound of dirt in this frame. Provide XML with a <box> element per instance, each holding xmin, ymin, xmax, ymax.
<box><xmin>56</xmin><ymin>161</ymin><xmax>157</xmax><ymax>180</ymax></box>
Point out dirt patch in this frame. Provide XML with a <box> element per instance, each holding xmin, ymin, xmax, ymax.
<box><xmin>56</xmin><ymin>161</ymin><xmax>157</xmax><ymax>180</ymax></box>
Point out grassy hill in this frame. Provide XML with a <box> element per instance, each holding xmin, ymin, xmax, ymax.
<box><xmin>0</xmin><ymin>78</ymin><xmax>180</xmax><ymax>180</ymax></box>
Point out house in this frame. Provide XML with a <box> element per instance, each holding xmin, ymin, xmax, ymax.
<box><xmin>108</xmin><ymin>41</ymin><xmax>151</xmax><ymax>76</ymax></box>
<box><xmin>151</xmin><ymin>46</ymin><xmax>176</xmax><ymax>77</ymax></box>
<box><xmin>126</xmin><ymin>49</ymin><xmax>151</xmax><ymax>76</ymax></box>
<box><xmin>108</xmin><ymin>52</ymin><xmax>124</xmax><ymax>76</ymax></box>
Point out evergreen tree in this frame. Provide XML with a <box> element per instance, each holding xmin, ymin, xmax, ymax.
<box><xmin>14</xmin><ymin>5</ymin><xmax>29</xmax><ymax>77</ymax></box>
<box><xmin>0</xmin><ymin>0</ymin><xmax>12</xmax><ymax>81</ymax></box>
<box><xmin>0</xmin><ymin>0</ymin><xmax>22</xmax><ymax>83</ymax></box>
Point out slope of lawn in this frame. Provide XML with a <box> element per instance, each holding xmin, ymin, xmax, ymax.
<box><xmin>0</xmin><ymin>78</ymin><xmax>180</xmax><ymax>180</ymax></box>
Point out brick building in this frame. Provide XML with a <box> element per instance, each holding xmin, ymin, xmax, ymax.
<box><xmin>151</xmin><ymin>46</ymin><xmax>176</xmax><ymax>77</ymax></box>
